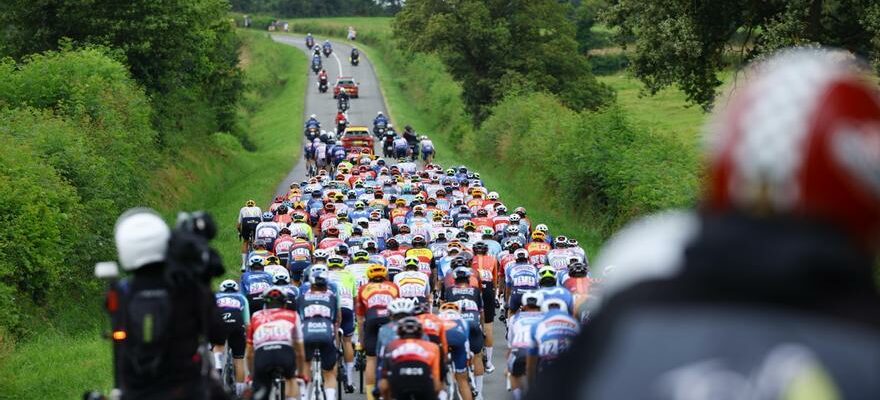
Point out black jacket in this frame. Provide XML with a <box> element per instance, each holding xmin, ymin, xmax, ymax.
<box><xmin>529</xmin><ymin>212</ymin><xmax>880</xmax><ymax>399</ymax></box>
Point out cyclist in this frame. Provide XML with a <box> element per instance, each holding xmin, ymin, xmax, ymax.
<box><xmin>526</xmin><ymin>231</ymin><xmax>551</xmax><ymax>265</ymax></box>
<box><xmin>288</xmin><ymin>213</ymin><xmax>314</xmax><ymax>242</ymax></box>
<box><xmin>241</xmin><ymin>257</ymin><xmax>274</xmax><ymax>317</ymax></box>
<box><xmin>444</xmin><ymin>267</ymin><xmax>485</xmax><ymax>396</ymax></box>
<box><xmin>246</xmin><ymin>286</ymin><xmax>308</xmax><ymax>400</ymax></box>
<box><xmin>272</xmin><ymin>270</ymin><xmax>299</xmax><ymax>306</ymax></box>
<box><xmin>238</xmin><ymin>199</ymin><xmax>262</xmax><ymax>267</ymax></box>
<box><xmin>419</xmin><ymin>135</ymin><xmax>435</xmax><ymax>163</ymax></box>
<box><xmin>536</xmin><ymin>266</ymin><xmax>573</xmax><ymax>314</ymax></box>
<box><xmin>560</xmin><ymin>262</ymin><xmax>592</xmax><ymax>315</ymax></box>
<box><xmin>437</xmin><ymin>302</ymin><xmax>474</xmax><ymax>400</ymax></box>
<box><xmin>506</xmin><ymin>291</ymin><xmax>544</xmax><ymax>400</ymax></box>
<box><xmin>526</xmin><ymin>298</ymin><xmax>579</xmax><ymax>385</ymax></box>
<box><xmin>288</xmin><ymin>237</ymin><xmax>313</xmax><ymax>285</ymax></box>
<box><xmin>297</xmin><ymin>271</ymin><xmax>341</xmax><ymax>400</ymax></box>
<box><xmin>327</xmin><ymin>255</ymin><xmax>358</xmax><ymax>393</ymax></box>
<box><xmin>254</xmin><ymin>212</ymin><xmax>279</xmax><ymax>250</ymax></box>
<box><xmin>356</xmin><ymin>265</ymin><xmax>400</xmax><ymax>400</ymax></box>
<box><xmin>394</xmin><ymin>257</ymin><xmax>432</xmax><ymax>306</ymax></box>
<box><xmin>378</xmin><ymin>317</ymin><xmax>442</xmax><ymax>400</ymax></box>
<box><xmin>215</xmin><ymin>279</ymin><xmax>250</xmax><ymax>396</ymax></box>
<box><xmin>264</xmin><ymin>257</ymin><xmax>287</xmax><ymax>280</ymax></box>
<box><xmin>505</xmin><ymin>249</ymin><xmax>538</xmax><ymax>318</ymax></box>
<box><xmin>470</xmin><ymin>241</ymin><xmax>498</xmax><ymax>372</ymax></box>
<box><xmin>405</xmin><ymin>235</ymin><xmax>436</xmax><ymax>289</ymax></box>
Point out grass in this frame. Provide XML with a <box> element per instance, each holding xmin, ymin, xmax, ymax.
<box><xmin>0</xmin><ymin>30</ymin><xmax>307</xmax><ymax>399</ymax></box>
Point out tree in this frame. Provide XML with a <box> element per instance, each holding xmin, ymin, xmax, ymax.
<box><xmin>604</xmin><ymin>0</ymin><xmax>880</xmax><ymax>110</ymax></box>
<box><xmin>394</xmin><ymin>0</ymin><xmax>612</xmax><ymax>122</ymax></box>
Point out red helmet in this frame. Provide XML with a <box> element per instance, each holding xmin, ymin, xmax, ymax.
<box><xmin>705</xmin><ymin>49</ymin><xmax>880</xmax><ymax>247</ymax></box>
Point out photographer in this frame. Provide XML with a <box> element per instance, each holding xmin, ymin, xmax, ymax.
<box><xmin>112</xmin><ymin>208</ymin><xmax>228</xmax><ymax>400</ymax></box>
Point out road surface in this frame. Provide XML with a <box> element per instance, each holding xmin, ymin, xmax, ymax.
<box><xmin>271</xmin><ymin>33</ymin><xmax>511</xmax><ymax>400</ymax></box>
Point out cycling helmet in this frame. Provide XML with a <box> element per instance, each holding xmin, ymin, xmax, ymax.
<box><xmin>411</xmin><ymin>235</ymin><xmax>426</xmax><ymax>247</ymax></box>
<box><xmin>363</xmin><ymin>240</ymin><xmax>377</xmax><ymax>251</ymax></box>
<box><xmin>261</xmin><ymin>212</ymin><xmax>273</xmax><ymax>222</ymax></box>
<box><xmin>538</xmin><ymin>265</ymin><xmax>557</xmax><ymax>285</ymax></box>
<box><xmin>481</xmin><ymin>227</ymin><xmax>494</xmax><ymax>238</ymax></box>
<box><xmin>432</xmin><ymin>213</ymin><xmax>443</xmax><ymax>222</ymax></box>
<box><xmin>451</xmin><ymin>257</ymin><xmax>469</xmax><ymax>269</ymax></box>
<box><xmin>399</xmin><ymin>225</ymin><xmax>411</xmax><ymax>234</ymax></box>
<box><xmin>541</xmin><ymin>298</ymin><xmax>568</xmax><ymax>313</ymax></box>
<box><xmin>337</xmin><ymin>210</ymin><xmax>349</xmax><ymax>220</ymax></box>
<box><xmin>522</xmin><ymin>291</ymin><xmax>544</xmax><ymax>308</ymax></box>
<box><xmin>476</xmin><ymin>209</ymin><xmax>488</xmax><ymax>217</ymax></box>
<box><xmin>352</xmin><ymin>250</ymin><xmax>369</xmax><ymax>263</ymax></box>
<box><xmin>453</xmin><ymin>266</ymin><xmax>472</xmax><ymax>282</ymax></box>
<box><xmin>313</xmin><ymin>249</ymin><xmax>329</xmax><ymax>259</ymax></box>
<box><xmin>397</xmin><ymin>316</ymin><xmax>423</xmax><ymax>339</ymax></box>
<box><xmin>327</xmin><ymin>255</ymin><xmax>345</xmax><ymax>269</ymax></box>
<box><xmin>487</xmin><ymin>192</ymin><xmax>499</xmax><ymax>200</ymax></box>
<box><xmin>514</xmin><ymin>248</ymin><xmax>529</xmax><ymax>262</ymax></box>
<box><xmin>568</xmin><ymin>262</ymin><xmax>588</xmax><ymax>277</ymax></box>
<box><xmin>386</xmin><ymin>237</ymin><xmax>399</xmax><ymax>250</ymax></box>
<box><xmin>246</xmin><ymin>200</ymin><xmax>256</xmax><ymax>207</ymax></box>
<box><xmin>249</xmin><ymin>255</ymin><xmax>265</xmax><ymax>267</ymax></box>
<box><xmin>310</xmin><ymin>270</ymin><xmax>329</xmax><ymax>287</ymax></box>
<box><xmin>404</xmin><ymin>257</ymin><xmax>420</xmax><ymax>270</ymax></box>
<box><xmin>509</xmin><ymin>214</ymin><xmax>522</xmax><ymax>223</ymax></box>
<box><xmin>441</xmin><ymin>216</ymin><xmax>454</xmax><ymax>226</ymax></box>
<box><xmin>388</xmin><ymin>298</ymin><xmax>416</xmax><ymax>317</ymax></box>
<box><xmin>532</xmin><ymin>231</ymin><xmax>546</xmax><ymax>241</ymax></box>
<box><xmin>277</xmin><ymin>205</ymin><xmax>289</xmax><ymax>214</ymax></box>
<box><xmin>554</xmin><ymin>235</ymin><xmax>569</xmax><ymax>248</ymax></box>
<box><xmin>265</xmin><ymin>256</ymin><xmax>280</xmax><ymax>265</ymax></box>
<box><xmin>356</xmin><ymin>218</ymin><xmax>369</xmax><ymax>228</ymax></box>
<box><xmin>262</xmin><ymin>286</ymin><xmax>288</xmax><ymax>308</ymax></box>
<box><xmin>514</xmin><ymin>207</ymin><xmax>527</xmax><ymax>216</ymax></box>
<box><xmin>292</xmin><ymin>213</ymin><xmax>306</xmax><ymax>222</ymax></box>
<box><xmin>568</xmin><ymin>238</ymin><xmax>579</xmax><ymax>247</ymax></box>
<box><xmin>506</xmin><ymin>225</ymin><xmax>520</xmax><ymax>235</ymax></box>
<box><xmin>354</xmin><ymin>201</ymin><xmax>366</xmax><ymax>209</ymax></box>
<box><xmin>439</xmin><ymin>302</ymin><xmax>460</xmax><ymax>312</ymax></box>
<box><xmin>463</xmin><ymin>221</ymin><xmax>476</xmax><ymax>231</ymax></box>
<box><xmin>219</xmin><ymin>279</ymin><xmax>238</xmax><ymax>292</ymax></box>
<box><xmin>311</xmin><ymin>264</ymin><xmax>329</xmax><ymax>276</ymax></box>
<box><xmin>455</xmin><ymin>231</ymin><xmax>470</xmax><ymax>241</ymax></box>
<box><xmin>336</xmin><ymin>244</ymin><xmax>349</xmax><ymax>256</ymax></box>
<box><xmin>366</xmin><ymin>264</ymin><xmax>388</xmax><ymax>280</ymax></box>
<box><xmin>310</xmin><ymin>114</ymin><xmax>317</xmax><ymax>119</ymax></box>
<box><xmin>446</xmin><ymin>168</ymin><xmax>455</xmax><ymax>176</ymax></box>
<box><xmin>535</xmin><ymin>224</ymin><xmax>549</xmax><ymax>233</ymax></box>
<box><xmin>273</xmin><ymin>271</ymin><xmax>291</xmax><ymax>285</ymax></box>
<box><xmin>473</xmin><ymin>241</ymin><xmax>488</xmax><ymax>254</ymax></box>
<box><xmin>325</xmin><ymin>227</ymin><xmax>340</xmax><ymax>237</ymax></box>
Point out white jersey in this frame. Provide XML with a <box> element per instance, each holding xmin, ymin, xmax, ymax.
<box><xmin>507</xmin><ymin>310</ymin><xmax>545</xmax><ymax>350</ymax></box>
<box><xmin>547</xmin><ymin>249</ymin><xmax>577</xmax><ymax>272</ymax></box>
<box><xmin>239</xmin><ymin>206</ymin><xmax>262</xmax><ymax>223</ymax></box>
<box><xmin>393</xmin><ymin>270</ymin><xmax>430</xmax><ymax>299</ymax></box>
<box><xmin>255</xmin><ymin>222</ymin><xmax>280</xmax><ymax>240</ymax></box>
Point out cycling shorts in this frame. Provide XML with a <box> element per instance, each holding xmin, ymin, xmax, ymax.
<box><xmin>240</xmin><ymin>218</ymin><xmax>260</xmax><ymax>241</ymax></box>
<box><xmin>364</xmin><ymin>316</ymin><xmax>390</xmax><ymax>357</ymax></box>
<box><xmin>341</xmin><ymin>308</ymin><xmax>355</xmax><ymax>337</ymax></box>
<box><xmin>481</xmin><ymin>281</ymin><xmax>496</xmax><ymax>323</ymax></box>
<box><xmin>508</xmin><ymin>290</ymin><xmax>529</xmax><ymax>313</ymax></box>
<box><xmin>254</xmin><ymin>345</ymin><xmax>296</xmax><ymax>382</ymax></box>
<box><xmin>219</xmin><ymin>313</ymin><xmax>246</xmax><ymax>358</ymax></box>
<box><xmin>386</xmin><ymin>361</ymin><xmax>436</xmax><ymax>400</ymax></box>
<box><xmin>507</xmin><ymin>349</ymin><xmax>527</xmax><ymax>377</ymax></box>
<box><xmin>467</xmin><ymin>320</ymin><xmax>483</xmax><ymax>355</ymax></box>
<box><xmin>305</xmin><ymin>340</ymin><xmax>338</xmax><ymax>371</ymax></box>
<box><xmin>444</xmin><ymin>328</ymin><xmax>469</xmax><ymax>373</ymax></box>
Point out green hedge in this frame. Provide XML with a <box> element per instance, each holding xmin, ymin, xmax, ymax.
<box><xmin>0</xmin><ymin>48</ymin><xmax>158</xmax><ymax>338</ymax></box>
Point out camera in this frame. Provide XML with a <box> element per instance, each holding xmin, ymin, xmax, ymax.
<box><xmin>165</xmin><ymin>211</ymin><xmax>224</xmax><ymax>287</ymax></box>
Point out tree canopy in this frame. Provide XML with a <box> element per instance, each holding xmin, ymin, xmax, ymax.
<box><xmin>604</xmin><ymin>0</ymin><xmax>880</xmax><ymax>109</ymax></box>
<box><xmin>393</xmin><ymin>0</ymin><xmax>613</xmax><ymax>122</ymax></box>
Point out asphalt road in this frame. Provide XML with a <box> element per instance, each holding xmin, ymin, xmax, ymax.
<box><xmin>271</xmin><ymin>33</ymin><xmax>511</xmax><ymax>400</ymax></box>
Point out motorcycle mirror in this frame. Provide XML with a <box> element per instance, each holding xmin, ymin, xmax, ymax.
<box><xmin>94</xmin><ymin>261</ymin><xmax>120</xmax><ymax>280</ymax></box>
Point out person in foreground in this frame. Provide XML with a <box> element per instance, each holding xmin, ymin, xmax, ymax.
<box><xmin>528</xmin><ymin>48</ymin><xmax>880</xmax><ymax>399</ymax></box>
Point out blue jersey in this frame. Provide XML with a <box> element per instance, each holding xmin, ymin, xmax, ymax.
<box><xmin>506</xmin><ymin>264</ymin><xmax>538</xmax><ymax>292</ymax></box>
<box><xmin>507</xmin><ymin>310</ymin><xmax>544</xmax><ymax>350</ymax></box>
<box><xmin>240</xmin><ymin>271</ymin><xmax>273</xmax><ymax>299</ymax></box>
<box><xmin>297</xmin><ymin>288</ymin><xmax>339</xmax><ymax>343</ymax></box>
<box><xmin>538</xmin><ymin>287</ymin><xmax>573</xmax><ymax>314</ymax></box>
<box><xmin>529</xmin><ymin>310</ymin><xmax>579</xmax><ymax>370</ymax></box>
<box><xmin>215</xmin><ymin>292</ymin><xmax>250</xmax><ymax>325</ymax></box>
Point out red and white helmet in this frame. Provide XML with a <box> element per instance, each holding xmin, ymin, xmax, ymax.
<box><xmin>705</xmin><ymin>48</ymin><xmax>880</xmax><ymax>246</ymax></box>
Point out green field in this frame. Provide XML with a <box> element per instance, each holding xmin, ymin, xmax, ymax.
<box><xmin>0</xmin><ymin>31</ymin><xmax>307</xmax><ymax>399</ymax></box>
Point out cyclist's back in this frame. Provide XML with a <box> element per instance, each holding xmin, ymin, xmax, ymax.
<box><xmin>379</xmin><ymin>318</ymin><xmax>442</xmax><ymax>400</ymax></box>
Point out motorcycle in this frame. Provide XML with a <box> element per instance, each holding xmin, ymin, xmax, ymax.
<box><xmin>350</xmin><ymin>55</ymin><xmax>360</xmax><ymax>66</ymax></box>
<box><xmin>338</xmin><ymin>97</ymin><xmax>350</xmax><ymax>112</ymax></box>
<box><xmin>323</xmin><ymin>46</ymin><xmax>332</xmax><ymax>58</ymax></box>
<box><xmin>305</xmin><ymin>38</ymin><xmax>314</xmax><ymax>49</ymax></box>
<box><xmin>337</xmin><ymin>120</ymin><xmax>350</xmax><ymax>135</ymax></box>
<box><xmin>311</xmin><ymin>59</ymin><xmax>322</xmax><ymax>75</ymax></box>
<box><xmin>318</xmin><ymin>79</ymin><xmax>328</xmax><ymax>93</ymax></box>
<box><xmin>373</xmin><ymin>122</ymin><xmax>387</xmax><ymax>139</ymax></box>
<box><xmin>382</xmin><ymin>135</ymin><xmax>395</xmax><ymax>158</ymax></box>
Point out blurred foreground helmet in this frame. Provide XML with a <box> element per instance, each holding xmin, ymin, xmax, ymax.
<box><xmin>705</xmin><ymin>49</ymin><xmax>880</xmax><ymax>247</ymax></box>
<box><xmin>115</xmin><ymin>208</ymin><xmax>170</xmax><ymax>271</ymax></box>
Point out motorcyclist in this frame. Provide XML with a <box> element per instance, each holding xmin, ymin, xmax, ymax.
<box><xmin>305</xmin><ymin>114</ymin><xmax>320</xmax><ymax>130</ymax></box>
<box><xmin>403</xmin><ymin>125</ymin><xmax>419</xmax><ymax>162</ymax></box>
<box><xmin>530</xmin><ymin>49</ymin><xmax>880</xmax><ymax>399</ymax></box>
<box><xmin>337</xmin><ymin>88</ymin><xmax>350</xmax><ymax>111</ymax></box>
<box><xmin>335</xmin><ymin>111</ymin><xmax>348</xmax><ymax>134</ymax></box>
<box><xmin>305</xmin><ymin>33</ymin><xmax>314</xmax><ymax>48</ymax></box>
<box><xmin>322</xmin><ymin>40</ymin><xmax>332</xmax><ymax>55</ymax></box>
<box><xmin>350</xmin><ymin>47</ymin><xmax>360</xmax><ymax>64</ymax></box>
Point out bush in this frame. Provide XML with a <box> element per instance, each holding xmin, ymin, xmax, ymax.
<box><xmin>0</xmin><ymin>48</ymin><xmax>159</xmax><ymax>337</ymax></box>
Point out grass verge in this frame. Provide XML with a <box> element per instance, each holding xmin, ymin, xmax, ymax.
<box><xmin>0</xmin><ymin>30</ymin><xmax>306</xmax><ymax>399</ymax></box>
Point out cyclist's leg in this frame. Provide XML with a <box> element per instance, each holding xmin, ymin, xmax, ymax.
<box><xmin>340</xmin><ymin>308</ymin><xmax>356</xmax><ymax>389</ymax></box>
<box><xmin>468</xmin><ymin>322</ymin><xmax>485</xmax><ymax>396</ymax></box>
<box><xmin>229</xmin><ymin>325</ymin><xmax>248</xmax><ymax>390</ymax></box>
<box><xmin>321</xmin><ymin>341</ymin><xmax>338</xmax><ymax>399</ymax></box>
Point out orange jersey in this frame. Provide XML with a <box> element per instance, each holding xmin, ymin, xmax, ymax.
<box><xmin>382</xmin><ymin>339</ymin><xmax>441</xmax><ymax>380</ymax></box>
<box><xmin>416</xmin><ymin>313</ymin><xmax>448</xmax><ymax>356</ymax></box>
<box><xmin>526</xmin><ymin>241</ymin><xmax>552</xmax><ymax>264</ymax></box>
<box><xmin>405</xmin><ymin>248</ymin><xmax>435</xmax><ymax>276</ymax></box>
<box><xmin>471</xmin><ymin>254</ymin><xmax>498</xmax><ymax>283</ymax></box>
<box><xmin>356</xmin><ymin>281</ymin><xmax>400</xmax><ymax>319</ymax></box>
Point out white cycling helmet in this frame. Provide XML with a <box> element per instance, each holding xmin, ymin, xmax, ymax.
<box><xmin>388</xmin><ymin>298</ymin><xmax>416</xmax><ymax>316</ymax></box>
<box><xmin>219</xmin><ymin>279</ymin><xmax>239</xmax><ymax>292</ymax></box>
<box><xmin>313</xmin><ymin>249</ymin><xmax>329</xmax><ymax>259</ymax></box>
<box><xmin>509</xmin><ymin>214</ymin><xmax>522</xmax><ymax>223</ymax></box>
<box><xmin>506</xmin><ymin>225</ymin><xmax>520</xmax><ymax>235</ymax></box>
<box><xmin>273</xmin><ymin>271</ymin><xmax>291</xmax><ymax>285</ymax></box>
<box><xmin>541</xmin><ymin>298</ymin><xmax>568</xmax><ymax>313</ymax></box>
<box><xmin>377</xmin><ymin>111</ymin><xmax>384</xmax><ymax>116</ymax></box>
<box><xmin>522</xmin><ymin>291</ymin><xmax>544</xmax><ymax>308</ymax></box>
<box><xmin>310</xmin><ymin>114</ymin><xmax>317</xmax><ymax>119</ymax></box>
<box><xmin>487</xmin><ymin>191</ymin><xmax>499</xmax><ymax>200</ymax></box>
<box><xmin>535</xmin><ymin>224</ymin><xmax>549</xmax><ymax>233</ymax></box>
<box><xmin>514</xmin><ymin>248</ymin><xmax>529</xmax><ymax>261</ymax></box>
<box><xmin>114</xmin><ymin>208</ymin><xmax>170</xmax><ymax>271</ymax></box>
<box><xmin>311</xmin><ymin>264</ymin><xmax>329</xmax><ymax>276</ymax></box>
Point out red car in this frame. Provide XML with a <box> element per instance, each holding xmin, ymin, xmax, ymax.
<box><xmin>341</xmin><ymin>126</ymin><xmax>374</xmax><ymax>153</ymax></box>
<box><xmin>333</xmin><ymin>77</ymin><xmax>359</xmax><ymax>98</ymax></box>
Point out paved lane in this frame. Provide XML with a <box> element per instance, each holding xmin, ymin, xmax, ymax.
<box><xmin>271</xmin><ymin>33</ymin><xmax>511</xmax><ymax>400</ymax></box>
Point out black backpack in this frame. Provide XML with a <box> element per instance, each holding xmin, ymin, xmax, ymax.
<box><xmin>122</xmin><ymin>287</ymin><xmax>173</xmax><ymax>377</ymax></box>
